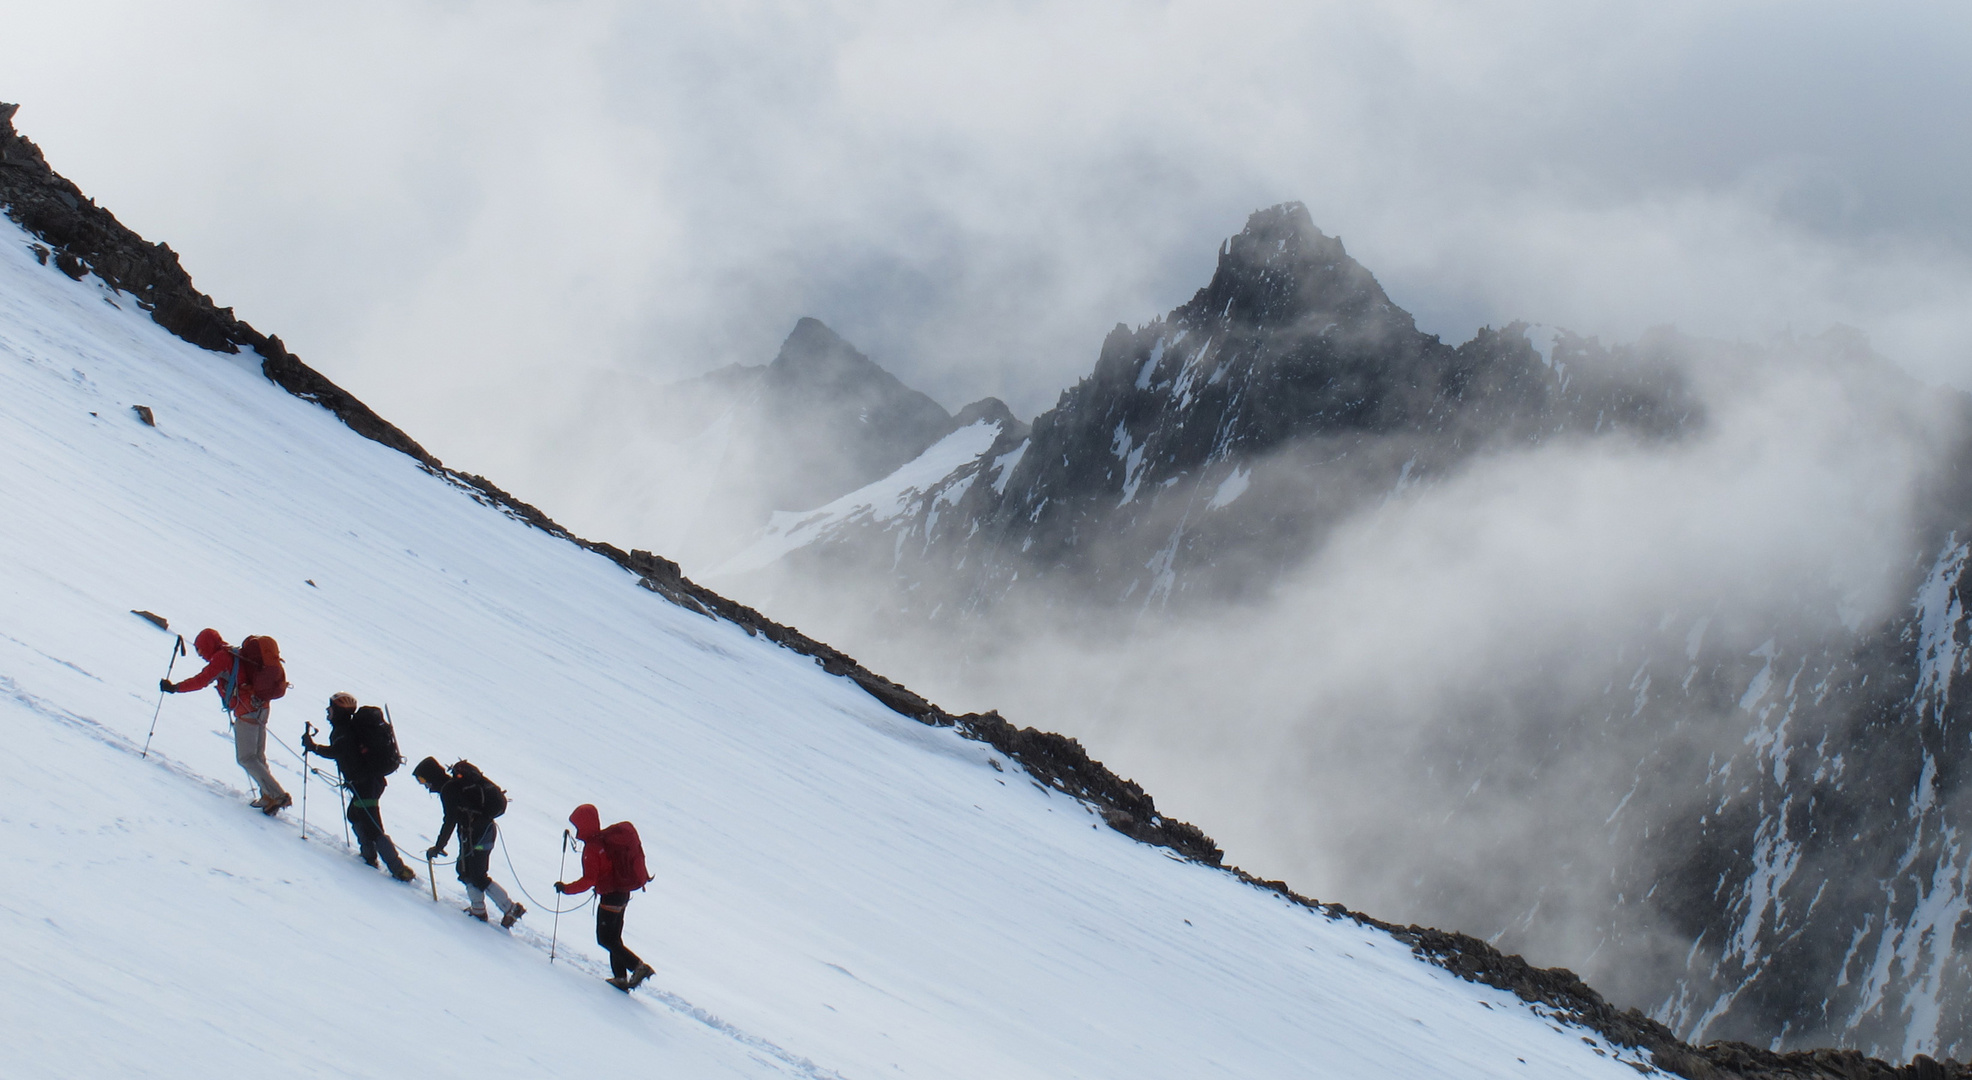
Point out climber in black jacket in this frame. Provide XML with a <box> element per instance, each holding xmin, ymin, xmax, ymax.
<box><xmin>415</xmin><ymin>756</ymin><xmax>524</xmax><ymax>928</ymax></box>
<box><xmin>303</xmin><ymin>693</ymin><xmax>416</xmax><ymax>882</ymax></box>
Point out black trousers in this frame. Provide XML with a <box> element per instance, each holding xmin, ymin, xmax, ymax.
<box><xmin>597</xmin><ymin>892</ymin><xmax>644</xmax><ymax>979</ymax></box>
<box><xmin>457</xmin><ymin>821</ymin><xmax>496</xmax><ymax>889</ymax></box>
<box><xmin>347</xmin><ymin>777</ymin><xmax>408</xmax><ymax>876</ymax></box>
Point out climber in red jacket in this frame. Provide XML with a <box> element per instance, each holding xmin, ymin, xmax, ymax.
<box><xmin>556</xmin><ymin>803</ymin><xmax>654</xmax><ymax>990</ymax></box>
<box><xmin>163</xmin><ymin>628</ymin><xmax>290</xmax><ymax>813</ymax></box>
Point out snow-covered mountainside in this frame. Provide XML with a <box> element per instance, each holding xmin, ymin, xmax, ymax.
<box><xmin>0</xmin><ymin>104</ymin><xmax>1760</xmax><ymax>1078</ymax></box>
<box><xmin>710</xmin><ymin>203</ymin><xmax>1972</xmax><ymax>1062</ymax></box>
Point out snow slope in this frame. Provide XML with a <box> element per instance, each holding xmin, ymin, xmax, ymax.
<box><xmin>711</xmin><ymin>418</ymin><xmax>1004</xmax><ymax>579</ymax></box>
<box><xmin>0</xmin><ymin>216</ymin><xmax>1655</xmax><ymax>1077</ymax></box>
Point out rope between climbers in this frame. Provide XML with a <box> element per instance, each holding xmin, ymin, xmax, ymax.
<box><xmin>500</xmin><ymin>831</ymin><xmax>593</xmax><ymax>914</ymax></box>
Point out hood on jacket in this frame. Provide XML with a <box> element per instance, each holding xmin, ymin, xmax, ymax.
<box><xmin>569</xmin><ymin>803</ymin><xmax>602</xmax><ymax>842</ymax></box>
<box><xmin>193</xmin><ymin>628</ymin><xmax>226</xmax><ymax>660</ymax></box>
<box><xmin>412</xmin><ymin>756</ymin><xmax>447</xmax><ymax>787</ymax></box>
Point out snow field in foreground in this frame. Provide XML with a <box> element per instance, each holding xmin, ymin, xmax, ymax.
<box><xmin>0</xmin><ymin>220</ymin><xmax>1653</xmax><ymax>1078</ymax></box>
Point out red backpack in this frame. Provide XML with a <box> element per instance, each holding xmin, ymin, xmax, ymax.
<box><xmin>236</xmin><ymin>635</ymin><xmax>289</xmax><ymax>703</ymax></box>
<box><xmin>599</xmin><ymin>821</ymin><xmax>650</xmax><ymax>892</ymax></box>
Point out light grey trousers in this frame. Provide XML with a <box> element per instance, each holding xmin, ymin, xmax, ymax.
<box><xmin>467</xmin><ymin>880</ymin><xmax>516</xmax><ymax>917</ymax></box>
<box><xmin>233</xmin><ymin>707</ymin><xmax>286</xmax><ymax>799</ymax></box>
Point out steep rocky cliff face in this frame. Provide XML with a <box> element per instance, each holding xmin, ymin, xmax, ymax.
<box><xmin>1579</xmin><ymin>512</ymin><xmax>1972</xmax><ymax>1059</ymax></box>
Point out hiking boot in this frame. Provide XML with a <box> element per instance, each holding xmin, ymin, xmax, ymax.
<box><xmin>624</xmin><ymin>963</ymin><xmax>654</xmax><ymax>989</ymax></box>
<box><xmin>464</xmin><ymin>907</ymin><xmax>489</xmax><ymax>922</ymax></box>
<box><xmin>392</xmin><ymin>865</ymin><xmax>417</xmax><ymax>883</ymax></box>
<box><xmin>606</xmin><ymin>974</ymin><xmax>631</xmax><ymax>991</ymax></box>
<box><xmin>260</xmin><ymin>793</ymin><xmax>293</xmax><ymax>815</ymax></box>
<box><xmin>249</xmin><ymin>794</ymin><xmax>274</xmax><ymax>809</ymax></box>
<box><xmin>500</xmin><ymin>902</ymin><xmax>526</xmax><ymax>929</ymax></box>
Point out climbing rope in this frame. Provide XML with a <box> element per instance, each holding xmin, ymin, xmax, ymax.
<box><xmin>500</xmin><ymin>830</ymin><xmax>594</xmax><ymax>914</ymax></box>
<box><xmin>267</xmin><ymin>727</ymin><xmax>307</xmax><ymax>765</ymax></box>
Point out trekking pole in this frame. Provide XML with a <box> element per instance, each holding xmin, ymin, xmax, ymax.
<box><xmin>336</xmin><ymin>779</ymin><xmax>350</xmax><ymax>848</ymax></box>
<box><xmin>142</xmin><ymin>635</ymin><xmax>186</xmax><ymax>759</ymax></box>
<box><xmin>551</xmin><ymin>829</ymin><xmax>570</xmax><ymax>963</ymax></box>
<box><xmin>300</xmin><ymin>722</ymin><xmax>315</xmax><ymax>841</ymax></box>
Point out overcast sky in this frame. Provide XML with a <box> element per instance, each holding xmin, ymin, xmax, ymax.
<box><xmin>5</xmin><ymin>0</ymin><xmax>1970</xmax><ymax>545</ymax></box>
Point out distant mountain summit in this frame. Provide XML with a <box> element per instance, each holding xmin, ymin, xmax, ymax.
<box><xmin>747</xmin><ymin>317</ymin><xmax>957</xmax><ymax>512</ymax></box>
<box><xmin>655</xmin><ymin>316</ymin><xmax>1016</xmax><ymax>559</ymax></box>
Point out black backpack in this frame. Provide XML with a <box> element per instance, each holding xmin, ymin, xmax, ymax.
<box><xmin>451</xmin><ymin>759</ymin><xmax>507</xmax><ymax>818</ymax></box>
<box><xmin>353</xmin><ymin>706</ymin><xmax>402</xmax><ymax>776</ymax></box>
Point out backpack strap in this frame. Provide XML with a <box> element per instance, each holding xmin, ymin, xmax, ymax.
<box><xmin>219</xmin><ymin>650</ymin><xmax>242</xmax><ymax>705</ymax></box>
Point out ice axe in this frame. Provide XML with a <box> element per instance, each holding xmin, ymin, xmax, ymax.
<box><xmin>142</xmin><ymin>634</ymin><xmax>186</xmax><ymax>759</ymax></box>
<box><xmin>427</xmin><ymin>851</ymin><xmax>439</xmax><ymax>903</ymax></box>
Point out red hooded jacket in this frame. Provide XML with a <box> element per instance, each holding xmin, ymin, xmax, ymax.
<box><xmin>559</xmin><ymin>804</ymin><xmax>649</xmax><ymax>896</ymax></box>
<box><xmin>170</xmin><ymin>628</ymin><xmax>265</xmax><ymax>719</ymax></box>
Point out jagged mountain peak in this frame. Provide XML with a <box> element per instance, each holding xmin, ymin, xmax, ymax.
<box><xmin>1175</xmin><ymin>201</ymin><xmax>1411</xmax><ymax>342</ymax></box>
<box><xmin>1082</xmin><ymin>203</ymin><xmax>1442</xmax><ymax>442</ymax></box>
